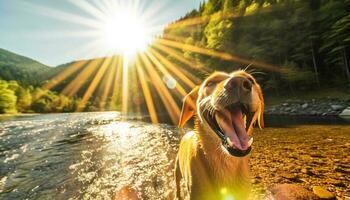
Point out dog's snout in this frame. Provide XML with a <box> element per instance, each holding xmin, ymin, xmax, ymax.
<box><xmin>224</xmin><ymin>77</ymin><xmax>252</xmax><ymax>93</ymax></box>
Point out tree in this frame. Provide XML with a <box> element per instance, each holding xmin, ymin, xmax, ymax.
<box><xmin>16</xmin><ymin>87</ymin><xmax>32</xmax><ymax>112</ymax></box>
<box><xmin>163</xmin><ymin>0</ymin><xmax>350</xmax><ymax>93</ymax></box>
<box><xmin>321</xmin><ymin>13</ymin><xmax>350</xmax><ymax>84</ymax></box>
<box><xmin>202</xmin><ymin>0</ymin><xmax>222</xmax><ymax>16</ymax></box>
<box><xmin>0</xmin><ymin>80</ymin><xmax>17</xmax><ymax>113</ymax></box>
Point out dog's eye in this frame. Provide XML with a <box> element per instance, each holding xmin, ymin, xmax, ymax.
<box><xmin>206</xmin><ymin>81</ymin><xmax>216</xmax><ymax>87</ymax></box>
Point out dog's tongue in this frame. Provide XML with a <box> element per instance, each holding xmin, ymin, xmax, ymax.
<box><xmin>215</xmin><ymin>107</ymin><xmax>250</xmax><ymax>150</ymax></box>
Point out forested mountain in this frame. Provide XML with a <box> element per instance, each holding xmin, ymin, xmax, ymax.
<box><xmin>164</xmin><ymin>0</ymin><xmax>350</xmax><ymax>93</ymax></box>
<box><xmin>0</xmin><ymin>48</ymin><xmax>53</xmax><ymax>85</ymax></box>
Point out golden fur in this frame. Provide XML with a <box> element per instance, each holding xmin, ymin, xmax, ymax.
<box><xmin>175</xmin><ymin>70</ymin><xmax>264</xmax><ymax>200</ymax></box>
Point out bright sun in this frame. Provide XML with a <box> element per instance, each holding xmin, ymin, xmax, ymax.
<box><xmin>102</xmin><ymin>10</ymin><xmax>150</xmax><ymax>56</ymax></box>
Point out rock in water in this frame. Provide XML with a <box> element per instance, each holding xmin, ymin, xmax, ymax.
<box><xmin>330</xmin><ymin>105</ymin><xmax>344</xmax><ymax>111</ymax></box>
<box><xmin>339</xmin><ymin>107</ymin><xmax>350</xmax><ymax>116</ymax></box>
<box><xmin>268</xmin><ymin>184</ymin><xmax>319</xmax><ymax>200</ymax></box>
<box><xmin>301</xmin><ymin>103</ymin><xmax>309</xmax><ymax>109</ymax></box>
<box><xmin>312</xmin><ymin>186</ymin><xmax>335</xmax><ymax>199</ymax></box>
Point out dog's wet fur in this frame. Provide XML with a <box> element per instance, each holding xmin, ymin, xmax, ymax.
<box><xmin>175</xmin><ymin>70</ymin><xmax>264</xmax><ymax>200</ymax></box>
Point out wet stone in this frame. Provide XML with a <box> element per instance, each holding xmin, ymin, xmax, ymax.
<box><xmin>268</xmin><ymin>184</ymin><xmax>319</xmax><ymax>200</ymax></box>
<box><xmin>302</xmin><ymin>103</ymin><xmax>309</xmax><ymax>109</ymax></box>
<box><xmin>281</xmin><ymin>173</ymin><xmax>301</xmax><ymax>182</ymax></box>
<box><xmin>330</xmin><ymin>105</ymin><xmax>345</xmax><ymax>111</ymax></box>
<box><xmin>334</xmin><ymin>167</ymin><xmax>350</xmax><ymax>174</ymax></box>
<box><xmin>328</xmin><ymin>179</ymin><xmax>346</xmax><ymax>188</ymax></box>
<box><xmin>312</xmin><ymin>186</ymin><xmax>336</xmax><ymax>199</ymax></box>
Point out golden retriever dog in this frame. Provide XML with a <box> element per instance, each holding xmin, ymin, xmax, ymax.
<box><xmin>175</xmin><ymin>70</ymin><xmax>264</xmax><ymax>200</ymax></box>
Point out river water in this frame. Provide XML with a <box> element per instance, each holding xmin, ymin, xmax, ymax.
<box><xmin>0</xmin><ymin>112</ymin><xmax>349</xmax><ymax>199</ymax></box>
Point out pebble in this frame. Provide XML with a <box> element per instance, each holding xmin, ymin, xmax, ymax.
<box><xmin>281</xmin><ymin>173</ymin><xmax>300</xmax><ymax>182</ymax></box>
<box><xmin>330</xmin><ymin>105</ymin><xmax>345</xmax><ymax>111</ymax></box>
<box><xmin>328</xmin><ymin>179</ymin><xmax>345</xmax><ymax>187</ymax></box>
<box><xmin>302</xmin><ymin>103</ymin><xmax>309</xmax><ymax>109</ymax></box>
<box><xmin>250</xmin><ymin>125</ymin><xmax>349</xmax><ymax>198</ymax></box>
<box><xmin>268</xmin><ymin>184</ymin><xmax>319</xmax><ymax>200</ymax></box>
<box><xmin>339</xmin><ymin>107</ymin><xmax>350</xmax><ymax>116</ymax></box>
<box><xmin>312</xmin><ymin>186</ymin><xmax>335</xmax><ymax>199</ymax></box>
<box><xmin>265</xmin><ymin>98</ymin><xmax>349</xmax><ymax>116</ymax></box>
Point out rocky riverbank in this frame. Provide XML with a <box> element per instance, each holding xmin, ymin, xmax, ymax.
<box><xmin>265</xmin><ymin>98</ymin><xmax>350</xmax><ymax>116</ymax></box>
<box><xmin>249</xmin><ymin>125</ymin><xmax>350</xmax><ymax>199</ymax></box>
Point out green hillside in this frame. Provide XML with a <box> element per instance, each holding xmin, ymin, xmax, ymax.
<box><xmin>0</xmin><ymin>48</ymin><xmax>52</xmax><ymax>85</ymax></box>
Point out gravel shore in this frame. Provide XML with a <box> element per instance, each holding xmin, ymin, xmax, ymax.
<box><xmin>249</xmin><ymin>125</ymin><xmax>350</xmax><ymax>199</ymax></box>
<box><xmin>265</xmin><ymin>98</ymin><xmax>350</xmax><ymax>116</ymax></box>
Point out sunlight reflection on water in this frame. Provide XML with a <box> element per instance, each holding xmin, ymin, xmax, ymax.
<box><xmin>0</xmin><ymin>112</ymin><xmax>180</xmax><ymax>200</ymax></box>
<box><xmin>0</xmin><ymin>112</ymin><xmax>349</xmax><ymax>199</ymax></box>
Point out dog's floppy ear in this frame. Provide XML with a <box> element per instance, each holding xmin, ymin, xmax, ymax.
<box><xmin>178</xmin><ymin>86</ymin><xmax>199</xmax><ymax>128</ymax></box>
<box><xmin>257</xmin><ymin>85</ymin><xmax>264</xmax><ymax>129</ymax></box>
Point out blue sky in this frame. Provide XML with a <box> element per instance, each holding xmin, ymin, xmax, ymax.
<box><xmin>0</xmin><ymin>0</ymin><xmax>203</xmax><ymax>66</ymax></box>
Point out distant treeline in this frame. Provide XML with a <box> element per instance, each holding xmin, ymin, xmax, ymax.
<box><xmin>0</xmin><ymin>80</ymin><xmax>80</xmax><ymax>114</ymax></box>
<box><xmin>164</xmin><ymin>0</ymin><xmax>350</xmax><ymax>93</ymax></box>
<box><xmin>0</xmin><ymin>79</ymin><xmax>124</xmax><ymax>114</ymax></box>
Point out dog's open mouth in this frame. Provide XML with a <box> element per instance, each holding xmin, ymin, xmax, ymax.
<box><xmin>204</xmin><ymin>103</ymin><xmax>253</xmax><ymax>157</ymax></box>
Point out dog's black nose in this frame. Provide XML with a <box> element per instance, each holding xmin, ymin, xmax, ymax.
<box><xmin>225</xmin><ymin>77</ymin><xmax>252</xmax><ymax>93</ymax></box>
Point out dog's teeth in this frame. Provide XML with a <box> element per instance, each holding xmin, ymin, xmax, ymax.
<box><xmin>248</xmin><ymin>137</ymin><xmax>253</xmax><ymax>146</ymax></box>
<box><xmin>226</xmin><ymin>137</ymin><xmax>233</xmax><ymax>147</ymax></box>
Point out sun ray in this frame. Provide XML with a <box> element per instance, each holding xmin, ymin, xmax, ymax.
<box><xmin>149</xmin><ymin>44</ymin><xmax>210</xmax><ymax>85</ymax></box>
<box><xmin>133</xmin><ymin>0</ymin><xmax>172</xmax><ymax>27</ymax></box>
<box><xmin>25</xmin><ymin>30</ymin><xmax>101</xmax><ymax>40</ymax></box>
<box><xmin>139</xmin><ymin>53</ymin><xmax>180</xmax><ymax>124</ymax></box>
<box><xmin>62</xmin><ymin>38</ymin><xmax>112</xmax><ymax>66</ymax></box>
<box><xmin>121</xmin><ymin>56</ymin><xmax>129</xmax><ymax>118</ymax></box>
<box><xmin>106</xmin><ymin>56</ymin><xmax>123</xmax><ymax>110</ymax></box>
<box><xmin>111</xmin><ymin>57</ymin><xmax>123</xmax><ymax>102</ymax></box>
<box><xmin>148</xmin><ymin>47</ymin><xmax>198</xmax><ymax>88</ymax></box>
<box><xmin>19</xmin><ymin>1</ymin><xmax>103</xmax><ymax>29</ymax></box>
<box><xmin>152</xmin><ymin>42</ymin><xmax>211</xmax><ymax>72</ymax></box>
<box><xmin>129</xmin><ymin>59</ymin><xmax>142</xmax><ymax>117</ymax></box>
<box><xmin>42</xmin><ymin>60</ymin><xmax>89</xmax><ymax>91</ymax></box>
<box><xmin>155</xmin><ymin>38</ymin><xmax>281</xmax><ymax>72</ymax></box>
<box><xmin>135</xmin><ymin>56</ymin><xmax>158</xmax><ymax>123</ymax></box>
<box><xmin>68</xmin><ymin>0</ymin><xmax>107</xmax><ymax>21</ymax></box>
<box><xmin>76</xmin><ymin>57</ymin><xmax>113</xmax><ymax>112</ymax></box>
<box><xmin>61</xmin><ymin>59</ymin><xmax>102</xmax><ymax>97</ymax></box>
<box><xmin>144</xmin><ymin>50</ymin><xmax>188</xmax><ymax>98</ymax></box>
<box><xmin>98</xmin><ymin>56</ymin><xmax>118</xmax><ymax>110</ymax></box>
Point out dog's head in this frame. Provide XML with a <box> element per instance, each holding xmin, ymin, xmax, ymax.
<box><xmin>179</xmin><ymin>70</ymin><xmax>264</xmax><ymax>157</ymax></box>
